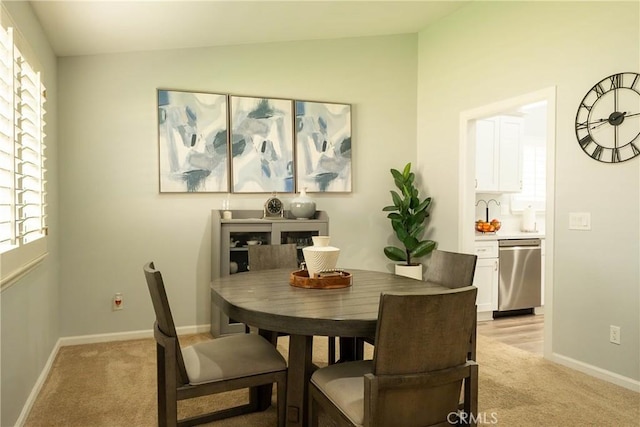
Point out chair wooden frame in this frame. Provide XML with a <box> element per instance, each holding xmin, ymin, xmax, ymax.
<box><xmin>309</xmin><ymin>288</ymin><xmax>479</xmax><ymax>427</ymax></box>
<box><xmin>309</xmin><ymin>363</ymin><xmax>478</xmax><ymax>427</ymax></box>
<box><xmin>425</xmin><ymin>250</ymin><xmax>478</xmax><ymax>361</ymax></box>
<box><xmin>248</xmin><ymin>243</ymin><xmax>299</xmax><ymax>271</ymax></box>
<box><xmin>357</xmin><ymin>250</ymin><xmax>479</xmax><ymax>361</ymax></box>
<box><xmin>144</xmin><ymin>262</ymin><xmax>287</xmax><ymax>427</ymax></box>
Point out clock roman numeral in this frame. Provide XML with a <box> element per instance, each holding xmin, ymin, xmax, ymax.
<box><xmin>579</xmin><ymin>134</ymin><xmax>593</xmax><ymax>148</ymax></box>
<box><xmin>609</xmin><ymin>74</ymin><xmax>623</xmax><ymax>90</ymax></box>
<box><xmin>591</xmin><ymin>145</ymin><xmax>603</xmax><ymax>160</ymax></box>
<box><xmin>612</xmin><ymin>148</ymin><xmax>621</xmax><ymax>163</ymax></box>
<box><xmin>631</xmin><ymin>142</ymin><xmax>640</xmax><ymax>157</ymax></box>
<box><xmin>594</xmin><ymin>83</ymin><xmax>606</xmax><ymax>98</ymax></box>
<box><xmin>632</xmin><ymin>74</ymin><xmax>640</xmax><ymax>90</ymax></box>
<box><xmin>581</xmin><ymin>101</ymin><xmax>593</xmax><ymax>112</ymax></box>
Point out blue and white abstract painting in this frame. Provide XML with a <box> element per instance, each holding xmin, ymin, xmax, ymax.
<box><xmin>158</xmin><ymin>90</ymin><xmax>228</xmax><ymax>192</ymax></box>
<box><xmin>295</xmin><ymin>101</ymin><xmax>352</xmax><ymax>192</ymax></box>
<box><xmin>230</xmin><ymin>96</ymin><xmax>294</xmax><ymax>193</ymax></box>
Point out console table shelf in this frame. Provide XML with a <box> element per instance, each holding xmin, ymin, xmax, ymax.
<box><xmin>210</xmin><ymin>209</ymin><xmax>329</xmax><ymax>336</ymax></box>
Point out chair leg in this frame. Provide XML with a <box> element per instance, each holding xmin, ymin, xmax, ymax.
<box><xmin>156</xmin><ymin>344</ymin><xmax>167</xmax><ymax>427</ymax></box>
<box><xmin>355</xmin><ymin>338</ymin><xmax>364</xmax><ymax>360</ymax></box>
<box><xmin>277</xmin><ymin>375</ymin><xmax>287</xmax><ymax>427</ymax></box>
<box><xmin>156</xmin><ymin>342</ymin><xmax>179</xmax><ymax>427</ymax></box>
<box><xmin>464</xmin><ymin>364</ymin><xmax>479</xmax><ymax>427</ymax></box>
<box><xmin>308</xmin><ymin>385</ymin><xmax>319</xmax><ymax>427</ymax></box>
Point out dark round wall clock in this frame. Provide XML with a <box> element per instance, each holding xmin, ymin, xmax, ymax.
<box><xmin>575</xmin><ymin>72</ymin><xmax>640</xmax><ymax>163</ymax></box>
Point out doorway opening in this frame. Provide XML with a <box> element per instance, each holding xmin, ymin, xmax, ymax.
<box><xmin>459</xmin><ymin>87</ymin><xmax>556</xmax><ymax>358</ymax></box>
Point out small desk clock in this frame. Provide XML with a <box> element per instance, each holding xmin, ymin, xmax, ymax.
<box><xmin>263</xmin><ymin>192</ymin><xmax>284</xmax><ymax>219</ymax></box>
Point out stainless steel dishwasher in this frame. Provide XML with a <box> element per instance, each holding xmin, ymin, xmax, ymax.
<box><xmin>496</xmin><ymin>238</ymin><xmax>541</xmax><ymax>314</ymax></box>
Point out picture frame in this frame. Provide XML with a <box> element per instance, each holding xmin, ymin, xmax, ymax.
<box><xmin>230</xmin><ymin>95</ymin><xmax>294</xmax><ymax>193</ymax></box>
<box><xmin>295</xmin><ymin>100</ymin><xmax>352</xmax><ymax>192</ymax></box>
<box><xmin>157</xmin><ymin>89</ymin><xmax>229</xmax><ymax>193</ymax></box>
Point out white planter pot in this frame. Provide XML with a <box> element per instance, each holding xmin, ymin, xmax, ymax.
<box><xmin>395</xmin><ymin>264</ymin><xmax>423</xmax><ymax>280</ymax></box>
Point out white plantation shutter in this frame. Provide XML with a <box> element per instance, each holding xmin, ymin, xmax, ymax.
<box><xmin>0</xmin><ymin>25</ymin><xmax>14</xmax><ymax>252</ymax></box>
<box><xmin>14</xmin><ymin>47</ymin><xmax>46</xmax><ymax>245</ymax></box>
<box><xmin>0</xmin><ymin>19</ymin><xmax>48</xmax><ymax>288</ymax></box>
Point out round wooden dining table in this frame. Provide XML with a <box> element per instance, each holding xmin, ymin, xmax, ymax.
<box><xmin>210</xmin><ymin>267</ymin><xmax>452</xmax><ymax>427</ymax></box>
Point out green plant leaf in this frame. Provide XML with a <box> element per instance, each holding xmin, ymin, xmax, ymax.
<box><xmin>402</xmin><ymin>163</ymin><xmax>411</xmax><ymax>177</ymax></box>
<box><xmin>416</xmin><ymin>197</ymin><xmax>431</xmax><ymax>211</ymax></box>
<box><xmin>410</xmin><ymin>240</ymin><xmax>437</xmax><ymax>258</ymax></box>
<box><xmin>384</xmin><ymin>246</ymin><xmax>407</xmax><ymax>262</ymax></box>
<box><xmin>390</xmin><ymin>190</ymin><xmax>402</xmax><ymax>207</ymax></box>
<box><xmin>402</xmin><ymin>235</ymin><xmax>420</xmax><ymax>251</ymax></box>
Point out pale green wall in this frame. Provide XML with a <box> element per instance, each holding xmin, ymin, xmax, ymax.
<box><xmin>4</xmin><ymin>2</ymin><xmax>639</xmax><ymax>425</ymax></box>
<box><xmin>0</xmin><ymin>2</ymin><xmax>59</xmax><ymax>426</ymax></box>
<box><xmin>417</xmin><ymin>1</ymin><xmax>639</xmax><ymax>381</ymax></box>
<box><xmin>57</xmin><ymin>35</ymin><xmax>419</xmax><ymax>336</ymax></box>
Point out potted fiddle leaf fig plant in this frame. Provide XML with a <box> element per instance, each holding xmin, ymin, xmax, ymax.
<box><xmin>383</xmin><ymin>162</ymin><xmax>436</xmax><ymax>279</ymax></box>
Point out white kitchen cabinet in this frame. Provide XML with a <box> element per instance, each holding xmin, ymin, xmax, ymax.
<box><xmin>475</xmin><ymin>115</ymin><xmax>523</xmax><ymax>193</ymax></box>
<box><xmin>473</xmin><ymin>241</ymin><xmax>499</xmax><ymax>313</ymax></box>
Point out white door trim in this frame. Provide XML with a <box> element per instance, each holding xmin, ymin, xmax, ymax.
<box><xmin>458</xmin><ymin>86</ymin><xmax>556</xmax><ymax>359</ymax></box>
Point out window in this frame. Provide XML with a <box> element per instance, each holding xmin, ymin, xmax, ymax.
<box><xmin>511</xmin><ymin>135</ymin><xmax>545</xmax><ymax>212</ymax></box>
<box><xmin>0</xmin><ymin>20</ymin><xmax>48</xmax><ymax>288</ymax></box>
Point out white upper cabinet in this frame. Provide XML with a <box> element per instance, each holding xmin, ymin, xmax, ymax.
<box><xmin>475</xmin><ymin>115</ymin><xmax>523</xmax><ymax>193</ymax></box>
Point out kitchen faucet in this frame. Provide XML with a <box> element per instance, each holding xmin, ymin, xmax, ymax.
<box><xmin>475</xmin><ymin>199</ymin><xmax>500</xmax><ymax>222</ymax></box>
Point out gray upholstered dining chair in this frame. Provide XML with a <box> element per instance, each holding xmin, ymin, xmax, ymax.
<box><xmin>247</xmin><ymin>243</ymin><xmax>299</xmax><ymax>271</ymax></box>
<box><xmin>424</xmin><ymin>250</ymin><xmax>482</xmax><ymax>418</ymax></box>
<box><xmin>358</xmin><ymin>249</ymin><xmax>479</xmax><ymax>360</ymax></box>
<box><xmin>246</xmin><ymin>243</ymin><xmax>299</xmax><ymax>336</ymax></box>
<box><xmin>425</xmin><ymin>249</ymin><xmax>478</xmax><ymax>361</ymax></box>
<box><xmin>309</xmin><ymin>287</ymin><xmax>479</xmax><ymax>427</ymax></box>
<box><xmin>143</xmin><ymin>261</ymin><xmax>287</xmax><ymax>427</ymax></box>
<box><xmin>424</xmin><ymin>249</ymin><xmax>478</xmax><ymax>289</ymax></box>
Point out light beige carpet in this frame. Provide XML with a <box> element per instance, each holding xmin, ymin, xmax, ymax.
<box><xmin>24</xmin><ymin>334</ymin><xmax>639</xmax><ymax>426</ymax></box>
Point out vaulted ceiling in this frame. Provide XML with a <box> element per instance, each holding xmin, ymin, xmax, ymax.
<box><xmin>28</xmin><ymin>1</ymin><xmax>470</xmax><ymax>57</ymax></box>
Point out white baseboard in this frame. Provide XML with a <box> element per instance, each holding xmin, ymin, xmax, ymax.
<box><xmin>14</xmin><ymin>338</ymin><xmax>62</xmax><ymax>427</ymax></box>
<box><xmin>550</xmin><ymin>352</ymin><xmax>640</xmax><ymax>392</ymax></box>
<box><xmin>477</xmin><ymin>311</ymin><xmax>494</xmax><ymax>322</ymax></box>
<box><xmin>59</xmin><ymin>324</ymin><xmax>211</xmax><ymax>346</ymax></box>
<box><xmin>15</xmin><ymin>324</ymin><xmax>211</xmax><ymax>426</ymax></box>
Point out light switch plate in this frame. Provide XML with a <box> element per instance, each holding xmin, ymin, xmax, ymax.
<box><xmin>569</xmin><ymin>212</ymin><xmax>591</xmax><ymax>230</ymax></box>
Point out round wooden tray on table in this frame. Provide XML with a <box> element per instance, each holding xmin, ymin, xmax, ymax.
<box><xmin>289</xmin><ymin>270</ymin><xmax>352</xmax><ymax>289</ymax></box>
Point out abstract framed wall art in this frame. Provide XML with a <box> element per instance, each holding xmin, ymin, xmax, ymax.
<box><xmin>230</xmin><ymin>96</ymin><xmax>294</xmax><ymax>193</ymax></box>
<box><xmin>157</xmin><ymin>89</ymin><xmax>229</xmax><ymax>193</ymax></box>
<box><xmin>295</xmin><ymin>100</ymin><xmax>352</xmax><ymax>192</ymax></box>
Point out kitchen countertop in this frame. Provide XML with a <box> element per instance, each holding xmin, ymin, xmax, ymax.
<box><xmin>475</xmin><ymin>231</ymin><xmax>545</xmax><ymax>241</ymax></box>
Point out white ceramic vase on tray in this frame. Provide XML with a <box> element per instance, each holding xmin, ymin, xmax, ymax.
<box><xmin>302</xmin><ymin>236</ymin><xmax>339</xmax><ymax>278</ymax></box>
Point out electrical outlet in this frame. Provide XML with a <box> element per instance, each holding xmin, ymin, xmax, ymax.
<box><xmin>113</xmin><ymin>293</ymin><xmax>124</xmax><ymax>311</ymax></box>
<box><xmin>609</xmin><ymin>325</ymin><xmax>620</xmax><ymax>345</ymax></box>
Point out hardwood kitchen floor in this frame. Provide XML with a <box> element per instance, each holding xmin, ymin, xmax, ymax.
<box><xmin>477</xmin><ymin>313</ymin><xmax>544</xmax><ymax>356</ymax></box>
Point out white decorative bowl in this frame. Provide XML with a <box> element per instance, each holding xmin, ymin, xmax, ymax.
<box><xmin>302</xmin><ymin>246</ymin><xmax>340</xmax><ymax>278</ymax></box>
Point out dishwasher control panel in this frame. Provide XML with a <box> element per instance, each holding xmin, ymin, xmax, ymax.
<box><xmin>498</xmin><ymin>238</ymin><xmax>541</xmax><ymax>247</ymax></box>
